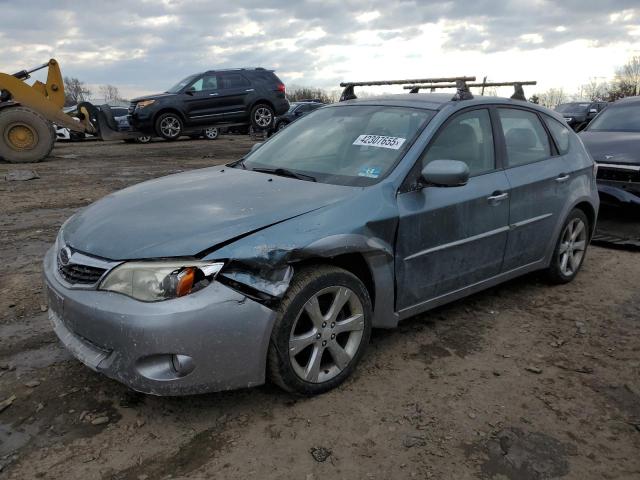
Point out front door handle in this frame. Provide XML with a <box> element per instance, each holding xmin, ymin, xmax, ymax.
<box><xmin>209</xmin><ymin>93</ymin><xmax>219</xmax><ymax>96</ymax></box>
<box><xmin>555</xmin><ymin>173</ymin><xmax>570</xmax><ymax>183</ymax></box>
<box><xmin>487</xmin><ymin>192</ymin><xmax>509</xmax><ymax>205</ymax></box>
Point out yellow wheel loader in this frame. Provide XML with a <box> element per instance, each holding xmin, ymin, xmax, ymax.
<box><xmin>0</xmin><ymin>59</ymin><xmax>139</xmax><ymax>163</ymax></box>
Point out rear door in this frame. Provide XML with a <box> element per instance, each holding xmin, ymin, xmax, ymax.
<box><xmin>497</xmin><ymin>107</ymin><xmax>570</xmax><ymax>270</ymax></box>
<box><xmin>217</xmin><ymin>72</ymin><xmax>252</xmax><ymax>121</ymax></box>
<box><xmin>395</xmin><ymin>107</ymin><xmax>511</xmax><ymax>310</ymax></box>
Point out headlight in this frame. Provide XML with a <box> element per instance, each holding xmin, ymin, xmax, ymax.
<box><xmin>136</xmin><ymin>99</ymin><xmax>156</xmax><ymax>109</ymax></box>
<box><xmin>99</xmin><ymin>261</ymin><xmax>224</xmax><ymax>302</ymax></box>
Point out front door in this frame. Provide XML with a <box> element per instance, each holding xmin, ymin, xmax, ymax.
<box><xmin>395</xmin><ymin>108</ymin><xmax>510</xmax><ymax>311</ymax></box>
<box><xmin>183</xmin><ymin>74</ymin><xmax>225</xmax><ymax>124</ymax></box>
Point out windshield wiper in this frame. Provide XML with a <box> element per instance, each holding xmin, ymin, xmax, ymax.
<box><xmin>251</xmin><ymin>167</ymin><xmax>316</xmax><ymax>182</ymax></box>
<box><xmin>228</xmin><ymin>158</ymin><xmax>247</xmax><ymax>169</ymax></box>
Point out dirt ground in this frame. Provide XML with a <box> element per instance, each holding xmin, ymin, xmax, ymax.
<box><xmin>1</xmin><ymin>137</ymin><xmax>639</xmax><ymax>480</ymax></box>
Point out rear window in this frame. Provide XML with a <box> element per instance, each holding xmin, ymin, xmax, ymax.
<box><xmin>543</xmin><ymin>116</ymin><xmax>571</xmax><ymax>155</ymax></box>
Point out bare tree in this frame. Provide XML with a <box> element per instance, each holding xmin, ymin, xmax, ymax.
<box><xmin>581</xmin><ymin>78</ymin><xmax>610</xmax><ymax>101</ymax></box>
<box><xmin>535</xmin><ymin>88</ymin><xmax>567</xmax><ymax>108</ymax></box>
<box><xmin>63</xmin><ymin>77</ymin><xmax>92</xmax><ymax>106</ymax></box>
<box><xmin>98</xmin><ymin>84</ymin><xmax>122</xmax><ymax>102</ymax></box>
<box><xmin>614</xmin><ymin>55</ymin><xmax>640</xmax><ymax>97</ymax></box>
<box><xmin>286</xmin><ymin>86</ymin><xmax>339</xmax><ymax>104</ymax></box>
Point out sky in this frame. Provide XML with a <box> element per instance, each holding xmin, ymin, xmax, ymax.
<box><xmin>1</xmin><ymin>0</ymin><xmax>639</xmax><ymax>100</ymax></box>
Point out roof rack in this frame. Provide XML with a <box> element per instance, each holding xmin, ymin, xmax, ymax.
<box><xmin>339</xmin><ymin>76</ymin><xmax>476</xmax><ymax>102</ymax></box>
<box><xmin>404</xmin><ymin>80</ymin><xmax>537</xmax><ymax>101</ymax></box>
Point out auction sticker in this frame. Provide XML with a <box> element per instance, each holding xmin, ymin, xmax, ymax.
<box><xmin>353</xmin><ymin>134</ymin><xmax>406</xmax><ymax>150</ymax></box>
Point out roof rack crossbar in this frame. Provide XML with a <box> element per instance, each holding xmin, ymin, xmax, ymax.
<box><xmin>404</xmin><ymin>80</ymin><xmax>537</xmax><ymax>102</ymax></box>
<box><xmin>339</xmin><ymin>76</ymin><xmax>476</xmax><ymax>101</ymax></box>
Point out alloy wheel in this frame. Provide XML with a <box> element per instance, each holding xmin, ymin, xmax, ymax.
<box><xmin>159</xmin><ymin>117</ymin><xmax>181</xmax><ymax>138</ymax></box>
<box><xmin>254</xmin><ymin>107</ymin><xmax>273</xmax><ymax>128</ymax></box>
<box><xmin>558</xmin><ymin>217</ymin><xmax>587</xmax><ymax>276</ymax></box>
<box><xmin>289</xmin><ymin>286</ymin><xmax>365</xmax><ymax>383</ymax></box>
<box><xmin>204</xmin><ymin>127</ymin><xmax>218</xmax><ymax>139</ymax></box>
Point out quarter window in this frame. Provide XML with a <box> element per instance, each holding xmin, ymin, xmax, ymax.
<box><xmin>543</xmin><ymin>116</ymin><xmax>571</xmax><ymax>155</ymax></box>
<box><xmin>422</xmin><ymin>109</ymin><xmax>495</xmax><ymax>176</ymax></box>
<box><xmin>498</xmin><ymin>108</ymin><xmax>551</xmax><ymax>166</ymax></box>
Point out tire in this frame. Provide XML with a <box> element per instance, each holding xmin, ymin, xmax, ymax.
<box><xmin>545</xmin><ymin>209</ymin><xmax>590</xmax><ymax>284</ymax></box>
<box><xmin>0</xmin><ymin>107</ymin><xmax>55</xmax><ymax>163</ymax></box>
<box><xmin>250</xmin><ymin>103</ymin><xmax>275</xmax><ymax>130</ymax></box>
<box><xmin>155</xmin><ymin>112</ymin><xmax>182</xmax><ymax>140</ymax></box>
<box><xmin>268</xmin><ymin>265</ymin><xmax>372</xmax><ymax>396</ymax></box>
<box><xmin>136</xmin><ymin>136</ymin><xmax>152</xmax><ymax>144</ymax></box>
<box><xmin>204</xmin><ymin>127</ymin><xmax>219</xmax><ymax>140</ymax></box>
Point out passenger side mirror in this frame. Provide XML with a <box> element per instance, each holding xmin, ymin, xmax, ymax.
<box><xmin>421</xmin><ymin>160</ymin><xmax>469</xmax><ymax>187</ymax></box>
<box><xmin>589</xmin><ymin>108</ymin><xmax>598</xmax><ymax>114</ymax></box>
<box><xmin>185</xmin><ymin>87</ymin><xmax>195</xmax><ymax>96</ymax></box>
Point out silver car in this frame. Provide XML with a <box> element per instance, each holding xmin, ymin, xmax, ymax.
<box><xmin>44</xmin><ymin>93</ymin><xmax>599</xmax><ymax>396</ymax></box>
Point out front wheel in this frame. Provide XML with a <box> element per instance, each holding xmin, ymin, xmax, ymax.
<box><xmin>0</xmin><ymin>107</ymin><xmax>55</xmax><ymax>163</ymax></box>
<box><xmin>155</xmin><ymin>113</ymin><xmax>182</xmax><ymax>140</ymax></box>
<box><xmin>268</xmin><ymin>266</ymin><xmax>372</xmax><ymax>396</ymax></box>
<box><xmin>545</xmin><ymin>209</ymin><xmax>590</xmax><ymax>284</ymax></box>
<box><xmin>250</xmin><ymin>104</ymin><xmax>275</xmax><ymax>130</ymax></box>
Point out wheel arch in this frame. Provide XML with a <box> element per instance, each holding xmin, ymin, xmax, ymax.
<box><xmin>153</xmin><ymin>108</ymin><xmax>187</xmax><ymax>125</ymax></box>
<box><xmin>573</xmin><ymin>200</ymin><xmax>597</xmax><ymax>238</ymax></box>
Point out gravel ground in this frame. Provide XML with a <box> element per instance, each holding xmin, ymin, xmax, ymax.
<box><xmin>1</xmin><ymin>137</ymin><xmax>639</xmax><ymax>480</ymax></box>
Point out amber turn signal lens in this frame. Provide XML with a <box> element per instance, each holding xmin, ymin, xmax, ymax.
<box><xmin>176</xmin><ymin>268</ymin><xmax>195</xmax><ymax>297</ymax></box>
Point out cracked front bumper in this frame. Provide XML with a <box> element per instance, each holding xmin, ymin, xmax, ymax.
<box><xmin>43</xmin><ymin>248</ymin><xmax>276</xmax><ymax>395</ymax></box>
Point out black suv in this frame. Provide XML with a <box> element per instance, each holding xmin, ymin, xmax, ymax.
<box><xmin>128</xmin><ymin>68</ymin><xmax>289</xmax><ymax>140</ymax></box>
<box><xmin>273</xmin><ymin>100</ymin><xmax>324</xmax><ymax>132</ymax></box>
<box><xmin>555</xmin><ymin>101</ymin><xmax>607</xmax><ymax>131</ymax></box>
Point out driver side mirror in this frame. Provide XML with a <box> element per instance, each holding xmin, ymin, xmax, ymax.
<box><xmin>421</xmin><ymin>160</ymin><xmax>469</xmax><ymax>187</ymax></box>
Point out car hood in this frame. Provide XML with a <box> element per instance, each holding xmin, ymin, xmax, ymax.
<box><xmin>62</xmin><ymin>167</ymin><xmax>356</xmax><ymax>260</ymax></box>
<box><xmin>131</xmin><ymin>92</ymin><xmax>177</xmax><ymax>102</ymax></box>
<box><xmin>579</xmin><ymin>130</ymin><xmax>640</xmax><ymax>165</ymax></box>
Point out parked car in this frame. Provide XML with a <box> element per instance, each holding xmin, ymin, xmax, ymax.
<box><xmin>55</xmin><ymin>105</ymin><xmax>89</xmax><ymax>141</ymax></box>
<box><xmin>273</xmin><ymin>100</ymin><xmax>324</xmax><ymax>132</ymax></box>
<box><xmin>112</xmin><ymin>109</ymin><xmax>152</xmax><ymax>144</ymax></box>
<box><xmin>579</xmin><ymin>96</ymin><xmax>640</xmax><ymax>208</ymax></box>
<box><xmin>555</xmin><ymin>101</ymin><xmax>607</xmax><ymax>131</ymax></box>
<box><xmin>128</xmin><ymin>68</ymin><xmax>289</xmax><ymax>140</ymax></box>
<box><xmin>45</xmin><ymin>92</ymin><xmax>598</xmax><ymax>396</ymax></box>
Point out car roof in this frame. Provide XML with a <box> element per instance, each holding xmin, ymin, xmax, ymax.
<box><xmin>202</xmin><ymin>68</ymin><xmax>272</xmax><ymax>75</ymax></box>
<box><xmin>611</xmin><ymin>96</ymin><xmax>640</xmax><ymax>106</ymax></box>
<box><xmin>336</xmin><ymin>93</ymin><xmax>564</xmax><ymax>117</ymax></box>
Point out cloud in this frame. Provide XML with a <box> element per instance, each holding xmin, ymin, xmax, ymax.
<box><xmin>0</xmin><ymin>0</ymin><xmax>638</xmax><ymax>97</ymax></box>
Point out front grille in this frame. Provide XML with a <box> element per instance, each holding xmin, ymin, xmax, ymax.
<box><xmin>58</xmin><ymin>261</ymin><xmax>106</xmax><ymax>285</ymax></box>
<box><xmin>598</xmin><ymin>166</ymin><xmax>640</xmax><ymax>184</ymax></box>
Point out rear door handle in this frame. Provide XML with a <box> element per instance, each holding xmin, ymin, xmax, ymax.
<box><xmin>245</xmin><ymin>88</ymin><xmax>255</xmax><ymax>92</ymax></box>
<box><xmin>209</xmin><ymin>93</ymin><xmax>219</xmax><ymax>96</ymax></box>
<box><xmin>487</xmin><ymin>192</ymin><xmax>509</xmax><ymax>205</ymax></box>
<box><xmin>555</xmin><ymin>173</ymin><xmax>570</xmax><ymax>183</ymax></box>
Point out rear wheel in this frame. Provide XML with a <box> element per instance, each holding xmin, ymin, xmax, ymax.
<box><xmin>250</xmin><ymin>104</ymin><xmax>275</xmax><ymax>130</ymax></box>
<box><xmin>204</xmin><ymin>127</ymin><xmax>219</xmax><ymax>140</ymax></box>
<box><xmin>155</xmin><ymin>113</ymin><xmax>182</xmax><ymax>140</ymax></box>
<box><xmin>268</xmin><ymin>265</ymin><xmax>372</xmax><ymax>395</ymax></box>
<box><xmin>136</xmin><ymin>135</ymin><xmax>152</xmax><ymax>144</ymax></box>
<box><xmin>0</xmin><ymin>107</ymin><xmax>55</xmax><ymax>163</ymax></box>
<box><xmin>545</xmin><ymin>209</ymin><xmax>590</xmax><ymax>284</ymax></box>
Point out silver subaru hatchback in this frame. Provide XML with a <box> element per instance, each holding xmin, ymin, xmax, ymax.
<box><xmin>44</xmin><ymin>93</ymin><xmax>599</xmax><ymax>396</ymax></box>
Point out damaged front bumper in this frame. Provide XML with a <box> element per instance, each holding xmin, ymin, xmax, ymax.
<box><xmin>596</xmin><ymin>163</ymin><xmax>640</xmax><ymax>208</ymax></box>
<box><xmin>43</xmin><ymin>248</ymin><xmax>276</xmax><ymax>395</ymax></box>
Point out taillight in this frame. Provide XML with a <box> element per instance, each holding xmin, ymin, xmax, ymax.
<box><xmin>277</xmin><ymin>83</ymin><xmax>285</xmax><ymax>93</ymax></box>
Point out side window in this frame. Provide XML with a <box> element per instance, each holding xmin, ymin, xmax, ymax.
<box><xmin>309</xmin><ymin>103</ymin><xmax>322</xmax><ymax>111</ymax></box>
<box><xmin>189</xmin><ymin>77</ymin><xmax>205</xmax><ymax>92</ymax></box>
<box><xmin>498</xmin><ymin>108</ymin><xmax>551</xmax><ymax>167</ymax></box>
<box><xmin>543</xmin><ymin>115</ymin><xmax>571</xmax><ymax>155</ymax></box>
<box><xmin>202</xmin><ymin>75</ymin><xmax>218</xmax><ymax>90</ymax></box>
<box><xmin>422</xmin><ymin>109</ymin><xmax>495</xmax><ymax>176</ymax></box>
<box><xmin>220</xmin><ymin>73</ymin><xmax>249</xmax><ymax>89</ymax></box>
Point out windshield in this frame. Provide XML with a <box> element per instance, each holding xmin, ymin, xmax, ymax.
<box><xmin>556</xmin><ymin>103</ymin><xmax>590</xmax><ymax>114</ymax></box>
<box><xmin>167</xmin><ymin>74</ymin><xmax>199</xmax><ymax>93</ymax></box>
<box><xmin>241</xmin><ymin>105</ymin><xmax>434</xmax><ymax>186</ymax></box>
<box><xmin>587</xmin><ymin>104</ymin><xmax>640</xmax><ymax>132</ymax></box>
